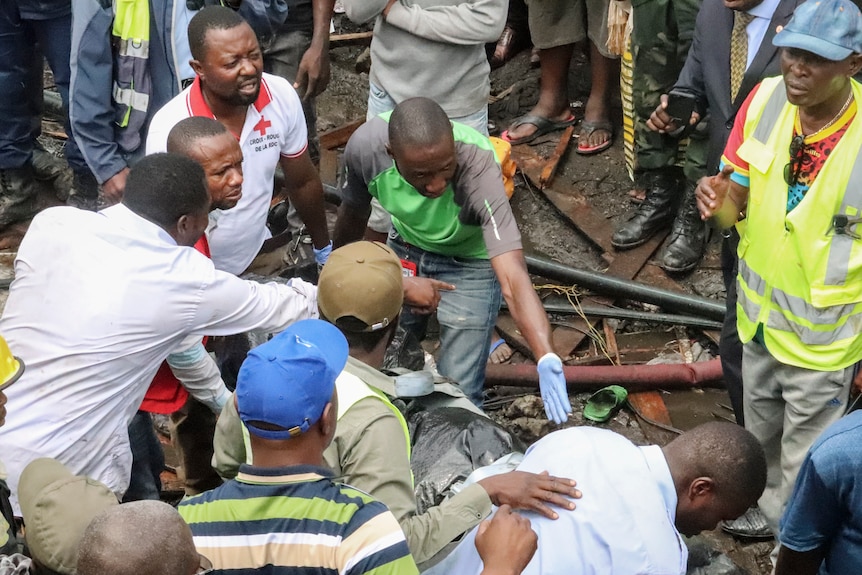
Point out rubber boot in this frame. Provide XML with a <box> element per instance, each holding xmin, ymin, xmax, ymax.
<box><xmin>659</xmin><ymin>182</ymin><xmax>708</xmax><ymax>273</ymax></box>
<box><xmin>612</xmin><ymin>167</ymin><xmax>682</xmax><ymax>250</ymax></box>
<box><xmin>0</xmin><ymin>166</ymin><xmax>40</xmax><ymax>229</ymax></box>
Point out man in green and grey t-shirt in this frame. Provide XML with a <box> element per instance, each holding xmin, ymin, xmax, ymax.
<box><xmin>333</xmin><ymin>97</ymin><xmax>570</xmax><ymax>424</ymax></box>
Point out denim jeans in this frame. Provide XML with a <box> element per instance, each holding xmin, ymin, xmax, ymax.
<box><xmin>123</xmin><ymin>411</ymin><xmax>163</xmax><ymax>502</ymax></box>
<box><xmin>0</xmin><ymin>5</ymin><xmax>86</xmax><ymax>173</ymax></box>
<box><xmin>388</xmin><ymin>232</ymin><xmax>501</xmax><ymax>406</ymax></box>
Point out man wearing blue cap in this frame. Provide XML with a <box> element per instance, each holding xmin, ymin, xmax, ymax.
<box><xmin>178</xmin><ymin>319</ymin><xmax>418</xmax><ymax>575</ymax></box>
<box><xmin>696</xmin><ymin>0</ymin><xmax>862</xmax><ymax>537</ymax></box>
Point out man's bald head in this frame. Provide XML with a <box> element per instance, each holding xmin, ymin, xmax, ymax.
<box><xmin>388</xmin><ymin>97</ymin><xmax>454</xmax><ymax>155</ymax></box>
<box><xmin>77</xmin><ymin>500</ymin><xmax>199</xmax><ymax>575</ymax></box>
<box><xmin>167</xmin><ymin>116</ymin><xmax>231</xmax><ymax>158</ymax></box>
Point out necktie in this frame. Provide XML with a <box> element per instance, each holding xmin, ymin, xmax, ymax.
<box><xmin>730</xmin><ymin>12</ymin><xmax>756</xmax><ymax>101</ymax></box>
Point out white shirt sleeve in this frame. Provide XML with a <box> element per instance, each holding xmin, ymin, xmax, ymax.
<box><xmin>190</xmin><ymin>272</ymin><xmax>319</xmax><ymax>337</ymax></box>
<box><xmin>167</xmin><ymin>343</ymin><xmax>230</xmax><ymax>413</ymax></box>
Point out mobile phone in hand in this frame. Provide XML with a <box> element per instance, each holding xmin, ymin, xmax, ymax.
<box><xmin>665</xmin><ymin>90</ymin><xmax>697</xmax><ymax>125</ymax></box>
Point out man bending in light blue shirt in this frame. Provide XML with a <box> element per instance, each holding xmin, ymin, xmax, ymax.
<box><xmin>428</xmin><ymin>422</ymin><xmax>766</xmax><ymax>575</ymax></box>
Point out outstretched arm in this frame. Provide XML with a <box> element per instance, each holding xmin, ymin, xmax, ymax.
<box><xmin>490</xmin><ymin>250</ymin><xmax>572</xmax><ymax>423</ymax></box>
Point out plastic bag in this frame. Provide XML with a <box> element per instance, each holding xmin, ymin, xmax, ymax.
<box><xmin>409</xmin><ymin>407</ymin><xmax>525</xmax><ymax>514</ymax></box>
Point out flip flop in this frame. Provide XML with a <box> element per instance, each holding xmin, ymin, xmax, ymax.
<box><xmin>577</xmin><ymin>120</ymin><xmax>614</xmax><ymax>155</ymax></box>
<box><xmin>501</xmin><ymin>113</ymin><xmax>577</xmax><ymax>146</ymax></box>
<box><xmin>583</xmin><ymin>385</ymin><xmax>628</xmax><ymax>422</ymax></box>
<box><xmin>488</xmin><ymin>338</ymin><xmax>514</xmax><ymax>364</ymax></box>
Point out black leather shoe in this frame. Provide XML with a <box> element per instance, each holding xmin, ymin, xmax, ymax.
<box><xmin>0</xmin><ymin>166</ymin><xmax>39</xmax><ymax>228</ymax></box>
<box><xmin>612</xmin><ymin>168</ymin><xmax>681</xmax><ymax>250</ymax></box>
<box><xmin>659</xmin><ymin>185</ymin><xmax>707</xmax><ymax>273</ymax></box>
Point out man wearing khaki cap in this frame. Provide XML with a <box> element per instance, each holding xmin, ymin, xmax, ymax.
<box><xmin>213</xmin><ymin>241</ymin><xmax>580</xmax><ymax>563</ymax></box>
<box><xmin>1</xmin><ymin>458</ymin><xmax>117</xmax><ymax>575</ymax></box>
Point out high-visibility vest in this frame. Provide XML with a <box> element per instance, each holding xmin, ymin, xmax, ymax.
<box><xmin>736</xmin><ymin>76</ymin><xmax>862</xmax><ymax>370</ymax></box>
<box><xmin>334</xmin><ymin>371</ymin><xmax>412</xmax><ymax>466</ymax></box>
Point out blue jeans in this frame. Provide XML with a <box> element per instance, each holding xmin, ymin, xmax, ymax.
<box><xmin>388</xmin><ymin>232</ymin><xmax>501</xmax><ymax>406</ymax></box>
<box><xmin>123</xmin><ymin>411</ymin><xmax>163</xmax><ymax>502</ymax></box>
<box><xmin>0</xmin><ymin>4</ymin><xmax>86</xmax><ymax>173</ymax></box>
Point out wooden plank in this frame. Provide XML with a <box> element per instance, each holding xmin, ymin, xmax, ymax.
<box><xmin>329</xmin><ymin>31</ymin><xmax>373</xmax><ymax>47</ymax></box>
<box><xmin>540</xmin><ymin>126</ymin><xmax>574</xmax><ymax>189</ymax></box>
<box><xmin>319</xmin><ymin>148</ymin><xmax>339</xmax><ymax>187</ymax></box>
<box><xmin>319</xmin><ymin>118</ymin><xmax>365</xmax><ymax>150</ymax></box>
<box><xmin>628</xmin><ymin>392</ymin><xmax>673</xmax><ymax>426</ymax></box>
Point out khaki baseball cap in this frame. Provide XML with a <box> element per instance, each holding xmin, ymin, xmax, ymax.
<box><xmin>18</xmin><ymin>458</ymin><xmax>119</xmax><ymax>574</ymax></box>
<box><xmin>318</xmin><ymin>241</ymin><xmax>404</xmax><ymax>332</ymax></box>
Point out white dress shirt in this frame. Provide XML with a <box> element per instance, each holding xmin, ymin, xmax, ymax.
<box><xmin>427</xmin><ymin>428</ymin><xmax>688</xmax><ymax>575</ymax></box>
<box><xmin>745</xmin><ymin>0</ymin><xmax>782</xmax><ymax>69</ymax></box>
<box><xmin>0</xmin><ymin>205</ymin><xmax>317</xmax><ymax>514</ymax></box>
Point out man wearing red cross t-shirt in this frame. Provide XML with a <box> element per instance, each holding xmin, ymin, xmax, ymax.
<box><xmin>146</xmin><ymin>6</ymin><xmax>331</xmax><ymax>275</ymax></box>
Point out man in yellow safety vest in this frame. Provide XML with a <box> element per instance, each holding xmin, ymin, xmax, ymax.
<box><xmin>696</xmin><ymin>0</ymin><xmax>862</xmax><ymax>537</ymax></box>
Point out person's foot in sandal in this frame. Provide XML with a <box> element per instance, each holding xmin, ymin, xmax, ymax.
<box><xmin>576</xmin><ymin>42</ymin><xmax>619</xmax><ymax>155</ymax></box>
<box><xmin>488</xmin><ymin>333</ymin><xmax>514</xmax><ymax>364</ymax></box>
<box><xmin>501</xmin><ymin>44</ymin><xmax>577</xmax><ymax>146</ymax></box>
<box><xmin>577</xmin><ymin>120</ymin><xmax>613</xmax><ymax>155</ymax></box>
<box><xmin>501</xmin><ymin>113</ymin><xmax>576</xmax><ymax>145</ymax></box>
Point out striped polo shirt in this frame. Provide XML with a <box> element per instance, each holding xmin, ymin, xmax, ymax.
<box><xmin>178</xmin><ymin>464</ymin><xmax>418</xmax><ymax>575</ymax></box>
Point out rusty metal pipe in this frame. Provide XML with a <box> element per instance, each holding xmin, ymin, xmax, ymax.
<box><xmin>484</xmin><ymin>358</ymin><xmax>724</xmax><ymax>391</ymax></box>
<box><xmin>525</xmin><ymin>254</ymin><xmax>726</xmax><ymax>321</ymax></box>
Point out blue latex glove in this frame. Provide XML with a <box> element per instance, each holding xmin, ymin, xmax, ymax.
<box><xmin>537</xmin><ymin>353</ymin><xmax>572</xmax><ymax>424</ymax></box>
<box><xmin>313</xmin><ymin>241</ymin><xmax>333</xmax><ymax>266</ymax></box>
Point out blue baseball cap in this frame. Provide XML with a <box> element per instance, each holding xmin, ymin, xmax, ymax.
<box><xmin>773</xmin><ymin>0</ymin><xmax>862</xmax><ymax>61</ymax></box>
<box><xmin>237</xmin><ymin>319</ymin><xmax>348</xmax><ymax>440</ymax></box>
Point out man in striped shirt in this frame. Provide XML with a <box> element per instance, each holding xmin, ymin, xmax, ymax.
<box><xmin>178</xmin><ymin>319</ymin><xmax>418</xmax><ymax>575</ymax></box>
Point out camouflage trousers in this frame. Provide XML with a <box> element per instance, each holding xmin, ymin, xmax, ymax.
<box><xmin>631</xmin><ymin>0</ymin><xmax>705</xmax><ymax>181</ymax></box>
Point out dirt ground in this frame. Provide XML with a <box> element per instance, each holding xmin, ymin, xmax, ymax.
<box><xmin>0</xmin><ymin>25</ymin><xmax>772</xmax><ymax>574</ymax></box>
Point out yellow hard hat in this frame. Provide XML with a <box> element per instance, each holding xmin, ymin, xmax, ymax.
<box><xmin>0</xmin><ymin>335</ymin><xmax>24</xmax><ymax>391</ymax></box>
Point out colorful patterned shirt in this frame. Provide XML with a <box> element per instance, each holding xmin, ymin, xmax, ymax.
<box><xmin>721</xmin><ymin>83</ymin><xmax>856</xmax><ymax>212</ymax></box>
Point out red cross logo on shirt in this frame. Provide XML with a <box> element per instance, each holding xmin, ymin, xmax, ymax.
<box><xmin>253</xmin><ymin>117</ymin><xmax>272</xmax><ymax>136</ymax></box>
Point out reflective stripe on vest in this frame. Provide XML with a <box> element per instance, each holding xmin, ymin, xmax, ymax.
<box><xmin>739</xmin><ymin>258</ymin><xmax>862</xmax><ymax>345</ymax></box>
<box><xmin>112</xmin><ymin>0</ymin><xmax>152</xmax><ymax>150</ymax></box>
<box><xmin>735</xmin><ymin>76</ymin><xmax>862</xmax><ymax>368</ymax></box>
<box><xmin>336</xmin><ymin>371</ymin><xmax>412</xmax><ymax>464</ymax></box>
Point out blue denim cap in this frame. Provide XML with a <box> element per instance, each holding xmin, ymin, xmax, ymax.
<box><xmin>237</xmin><ymin>319</ymin><xmax>348</xmax><ymax>440</ymax></box>
<box><xmin>773</xmin><ymin>0</ymin><xmax>862</xmax><ymax>61</ymax></box>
